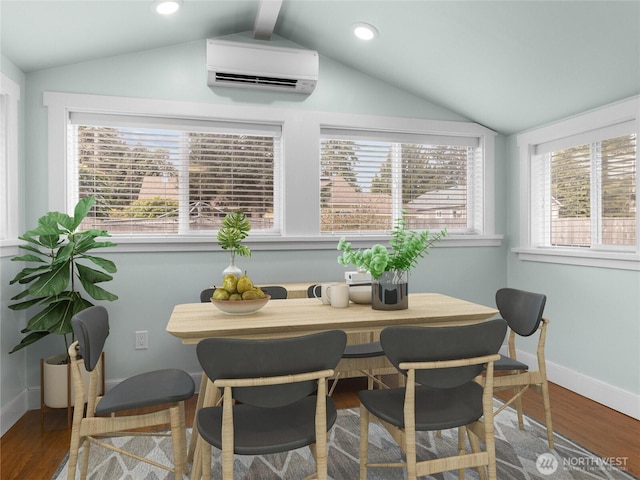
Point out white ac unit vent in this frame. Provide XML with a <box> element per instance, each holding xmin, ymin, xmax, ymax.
<box><xmin>206</xmin><ymin>39</ymin><xmax>318</xmax><ymax>94</ymax></box>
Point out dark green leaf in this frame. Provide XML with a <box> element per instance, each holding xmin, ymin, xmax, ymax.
<box><xmin>26</xmin><ymin>300</ymin><xmax>74</xmax><ymax>335</ymax></box>
<box><xmin>72</xmin><ymin>196</ymin><xmax>95</xmax><ymax>230</ymax></box>
<box><xmin>76</xmin><ymin>263</ymin><xmax>113</xmax><ymax>283</ymax></box>
<box><xmin>17</xmin><ymin>243</ymin><xmax>48</xmax><ymax>255</ymax></box>
<box><xmin>10</xmin><ymin>264</ymin><xmax>51</xmax><ymax>284</ymax></box>
<box><xmin>28</xmin><ymin>262</ymin><xmax>70</xmax><ymax>297</ymax></box>
<box><xmin>53</xmin><ymin>242</ymin><xmax>74</xmax><ymax>264</ymax></box>
<box><xmin>9</xmin><ymin>331</ymin><xmax>50</xmax><ymax>354</ymax></box>
<box><xmin>48</xmin><ymin>211</ymin><xmax>75</xmax><ymax>231</ymax></box>
<box><xmin>12</xmin><ymin>254</ymin><xmax>46</xmax><ymax>263</ymax></box>
<box><xmin>79</xmin><ymin>277</ymin><xmax>118</xmax><ymax>301</ymax></box>
<box><xmin>8</xmin><ymin>296</ymin><xmax>46</xmax><ymax>310</ymax></box>
<box><xmin>39</xmin><ymin>234</ymin><xmax>62</xmax><ymax>249</ymax></box>
<box><xmin>78</xmin><ymin>255</ymin><xmax>117</xmax><ymax>274</ymax></box>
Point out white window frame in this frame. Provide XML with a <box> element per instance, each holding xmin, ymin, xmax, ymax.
<box><xmin>515</xmin><ymin>97</ymin><xmax>639</xmax><ymax>271</ymax></box>
<box><xmin>44</xmin><ymin>91</ymin><xmax>500</xmax><ymax>253</ymax></box>
<box><xmin>318</xmin><ymin>128</ymin><xmax>485</xmax><ymax>235</ymax></box>
<box><xmin>0</xmin><ymin>73</ymin><xmax>20</xmax><ymax>255</ymax></box>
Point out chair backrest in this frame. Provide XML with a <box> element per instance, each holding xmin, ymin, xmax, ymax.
<box><xmin>71</xmin><ymin>305</ymin><xmax>110</xmax><ymax>372</ymax></box>
<box><xmin>197</xmin><ymin>330</ymin><xmax>346</xmax><ymax>408</ymax></box>
<box><xmin>260</xmin><ymin>285</ymin><xmax>288</xmax><ymax>299</ymax></box>
<box><xmin>200</xmin><ymin>288</ymin><xmax>215</xmax><ymax>303</ymax></box>
<box><xmin>496</xmin><ymin>288</ymin><xmax>546</xmax><ymax>337</ymax></box>
<box><xmin>381</xmin><ymin>319</ymin><xmax>507</xmax><ymax>389</ymax></box>
<box><xmin>307</xmin><ymin>284</ymin><xmax>318</xmax><ymax>298</ymax></box>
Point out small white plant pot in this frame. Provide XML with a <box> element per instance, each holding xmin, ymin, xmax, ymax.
<box><xmin>42</xmin><ymin>353</ymin><xmax>102</xmax><ymax>408</ymax></box>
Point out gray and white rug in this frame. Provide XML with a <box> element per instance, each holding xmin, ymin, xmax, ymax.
<box><xmin>53</xmin><ymin>402</ymin><xmax>637</xmax><ymax>479</ymax></box>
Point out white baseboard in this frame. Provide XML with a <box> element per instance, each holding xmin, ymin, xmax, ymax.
<box><xmin>0</xmin><ymin>389</ymin><xmax>28</xmax><ymax>437</ymax></box>
<box><xmin>503</xmin><ymin>347</ymin><xmax>640</xmax><ymax>420</ymax></box>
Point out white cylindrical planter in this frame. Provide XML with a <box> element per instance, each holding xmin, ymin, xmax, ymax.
<box><xmin>42</xmin><ymin>353</ymin><xmax>101</xmax><ymax>408</ymax></box>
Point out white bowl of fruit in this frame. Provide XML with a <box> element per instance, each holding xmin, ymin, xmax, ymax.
<box><xmin>210</xmin><ymin>273</ymin><xmax>270</xmax><ymax>315</ymax></box>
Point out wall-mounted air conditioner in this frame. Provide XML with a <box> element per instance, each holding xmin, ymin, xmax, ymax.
<box><xmin>206</xmin><ymin>39</ymin><xmax>318</xmax><ymax>94</ymax></box>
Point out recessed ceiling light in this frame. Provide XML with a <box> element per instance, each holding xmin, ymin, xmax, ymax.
<box><xmin>353</xmin><ymin>22</ymin><xmax>378</xmax><ymax>41</ymax></box>
<box><xmin>153</xmin><ymin>0</ymin><xmax>182</xmax><ymax>15</ymax></box>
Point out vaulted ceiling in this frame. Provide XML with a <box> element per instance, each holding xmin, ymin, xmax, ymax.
<box><xmin>1</xmin><ymin>0</ymin><xmax>638</xmax><ymax>135</ymax></box>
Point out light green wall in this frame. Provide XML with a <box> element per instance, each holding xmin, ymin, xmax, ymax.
<box><xmin>505</xmin><ymin>135</ymin><xmax>640</xmax><ymax>395</ymax></box>
<box><xmin>5</xmin><ymin>40</ymin><xmax>507</xmax><ymax>404</ymax></box>
<box><xmin>1</xmin><ymin>54</ymin><xmax>27</xmax><ymax>417</ymax></box>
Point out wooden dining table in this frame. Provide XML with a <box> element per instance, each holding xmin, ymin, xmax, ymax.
<box><xmin>166</xmin><ymin>291</ymin><xmax>498</xmax><ymax>479</ymax></box>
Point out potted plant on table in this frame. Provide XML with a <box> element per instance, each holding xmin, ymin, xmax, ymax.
<box><xmin>337</xmin><ymin>214</ymin><xmax>446</xmax><ymax>310</ymax></box>
<box><xmin>8</xmin><ymin>195</ymin><xmax>118</xmax><ymax>408</ymax></box>
<box><xmin>217</xmin><ymin>211</ymin><xmax>252</xmax><ymax>277</ymax></box>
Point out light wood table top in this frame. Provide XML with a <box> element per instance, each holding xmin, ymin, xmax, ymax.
<box><xmin>166</xmin><ymin>293</ymin><xmax>498</xmax><ymax>344</ymax></box>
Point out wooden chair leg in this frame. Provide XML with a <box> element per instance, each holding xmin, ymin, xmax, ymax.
<box><xmin>541</xmin><ymin>379</ymin><xmax>554</xmax><ymax>449</ymax></box>
<box><xmin>359</xmin><ymin>403</ymin><xmax>369</xmax><ymax>480</ymax></box>
<box><xmin>201</xmin><ymin>440</ymin><xmax>212</xmax><ymax>480</ymax></box>
<box><xmin>79</xmin><ymin>440</ymin><xmax>91</xmax><ymax>480</ymax></box>
<box><xmin>67</xmin><ymin>431</ymin><xmax>81</xmax><ymax>480</ymax></box>
<box><xmin>513</xmin><ymin>384</ymin><xmax>525</xmax><ymax>430</ymax></box>
<box><xmin>467</xmin><ymin>431</ymin><xmax>487</xmax><ymax>480</ymax></box>
<box><xmin>169</xmin><ymin>404</ymin><xmax>185</xmax><ymax>479</ymax></box>
<box><xmin>458</xmin><ymin>426</ymin><xmax>466</xmax><ymax>480</ymax></box>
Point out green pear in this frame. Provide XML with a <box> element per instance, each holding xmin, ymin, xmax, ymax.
<box><xmin>237</xmin><ymin>274</ymin><xmax>253</xmax><ymax>294</ymax></box>
<box><xmin>212</xmin><ymin>288</ymin><xmax>230</xmax><ymax>301</ymax></box>
<box><xmin>222</xmin><ymin>274</ymin><xmax>238</xmax><ymax>294</ymax></box>
<box><xmin>242</xmin><ymin>289</ymin><xmax>260</xmax><ymax>300</ymax></box>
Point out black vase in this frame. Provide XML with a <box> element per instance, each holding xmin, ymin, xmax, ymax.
<box><xmin>372</xmin><ymin>270</ymin><xmax>408</xmax><ymax>310</ymax></box>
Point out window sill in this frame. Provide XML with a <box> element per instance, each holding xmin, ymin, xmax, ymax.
<box><xmin>513</xmin><ymin>247</ymin><xmax>639</xmax><ymax>271</ymax></box>
<box><xmin>91</xmin><ymin>234</ymin><xmax>503</xmax><ymax>254</ymax></box>
<box><xmin>0</xmin><ymin>240</ymin><xmax>20</xmax><ymax>258</ymax></box>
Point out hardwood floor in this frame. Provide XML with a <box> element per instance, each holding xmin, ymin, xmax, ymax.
<box><xmin>1</xmin><ymin>378</ymin><xmax>638</xmax><ymax>480</ymax></box>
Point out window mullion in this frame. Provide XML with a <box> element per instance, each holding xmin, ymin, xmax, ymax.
<box><xmin>177</xmin><ymin>132</ymin><xmax>190</xmax><ymax>234</ymax></box>
<box><xmin>591</xmin><ymin>141</ymin><xmax>602</xmax><ymax>246</ymax></box>
<box><xmin>391</xmin><ymin>143</ymin><xmax>402</xmax><ymax>222</ymax></box>
<box><xmin>540</xmin><ymin>152</ymin><xmax>552</xmax><ymax>247</ymax></box>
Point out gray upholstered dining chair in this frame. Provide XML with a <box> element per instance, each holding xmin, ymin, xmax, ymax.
<box><xmin>485</xmin><ymin>287</ymin><xmax>554</xmax><ymax>448</ymax></box>
<box><xmin>195</xmin><ymin>330</ymin><xmax>347</xmax><ymax>480</ymax></box>
<box><xmin>307</xmin><ymin>284</ymin><xmax>387</xmax><ymax>395</ymax></box>
<box><xmin>359</xmin><ymin>319</ymin><xmax>507</xmax><ymax>480</ymax></box>
<box><xmin>259</xmin><ymin>285</ymin><xmax>288</xmax><ymax>299</ymax></box>
<box><xmin>200</xmin><ymin>288</ymin><xmax>215</xmax><ymax>303</ymax></box>
<box><xmin>67</xmin><ymin>306</ymin><xmax>195</xmax><ymax>480</ymax></box>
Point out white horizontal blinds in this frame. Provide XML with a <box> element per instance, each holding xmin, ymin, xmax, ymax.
<box><xmin>600</xmin><ymin>134</ymin><xmax>636</xmax><ymax>246</ymax></box>
<box><xmin>549</xmin><ymin>144</ymin><xmax>592</xmax><ymax>247</ymax></box>
<box><xmin>320</xmin><ymin>128</ymin><xmax>479</xmax><ymax>234</ymax></box>
<box><xmin>69</xmin><ymin>113</ymin><xmax>279</xmax><ymax>235</ymax></box>
<box><xmin>534</xmin><ymin>124</ymin><xmax>636</xmax><ymax>249</ymax></box>
<box><xmin>320</xmin><ymin>138</ymin><xmax>394</xmax><ymax>233</ymax></box>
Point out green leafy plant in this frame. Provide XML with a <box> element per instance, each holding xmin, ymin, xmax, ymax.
<box><xmin>337</xmin><ymin>214</ymin><xmax>446</xmax><ymax>279</ymax></box>
<box><xmin>217</xmin><ymin>211</ymin><xmax>251</xmax><ymax>260</ymax></box>
<box><xmin>8</xmin><ymin>196</ymin><xmax>118</xmax><ymax>356</ymax></box>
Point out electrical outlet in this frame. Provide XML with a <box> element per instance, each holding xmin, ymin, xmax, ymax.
<box><xmin>135</xmin><ymin>331</ymin><xmax>148</xmax><ymax>350</ymax></box>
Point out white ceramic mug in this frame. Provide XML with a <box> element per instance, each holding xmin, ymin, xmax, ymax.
<box><xmin>326</xmin><ymin>283</ymin><xmax>350</xmax><ymax>308</ymax></box>
<box><xmin>314</xmin><ymin>282</ymin><xmax>336</xmax><ymax>304</ymax></box>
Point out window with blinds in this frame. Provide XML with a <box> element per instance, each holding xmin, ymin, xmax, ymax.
<box><xmin>68</xmin><ymin>113</ymin><xmax>280</xmax><ymax>235</ymax></box>
<box><xmin>319</xmin><ymin>128</ymin><xmax>483</xmax><ymax>234</ymax></box>
<box><xmin>532</xmin><ymin>125</ymin><xmax>636</xmax><ymax>249</ymax></box>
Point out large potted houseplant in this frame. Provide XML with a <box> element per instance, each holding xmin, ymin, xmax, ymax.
<box><xmin>337</xmin><ymin>214</ymin><xmax>446</xmax><ymax>310</ymax></box>
<box><xmin>217</xmin><ymin>211</ymin><xmax>251</xmax><ymax>277</ymax></box>
<box><xmin>8</xmin><ymin>195</ymin><xmax>118</xmax><ymax>408</ymax></box>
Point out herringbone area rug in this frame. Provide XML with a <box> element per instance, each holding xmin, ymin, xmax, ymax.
<box><xmin>53</xmin><ymin>403</ymin><xmax>637</xmax><ymax>479</ymax></box>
